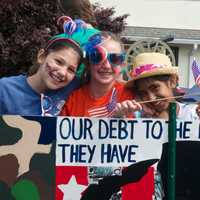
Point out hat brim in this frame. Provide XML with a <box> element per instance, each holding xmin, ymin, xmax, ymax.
<box><xmin>126</xmin><ymin>66</ymin><xmax>178</xmax><ymax>88</ymax></box>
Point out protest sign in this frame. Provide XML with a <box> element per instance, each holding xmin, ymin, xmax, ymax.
<box><xmin>1</xmin><ymin>115</ymin><xmax>200</xmax><ymax>200</ymax></box>
<box><xmin>56</xmin><ymin>117</ymin><xmax>200</xmax><ymax>200</ymax></box>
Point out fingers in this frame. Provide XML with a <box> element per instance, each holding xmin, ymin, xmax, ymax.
<box><xmin>112</xmin><ymin>100</ymin><xmax>142</xmax><ymax>118</ymax></box>
<box><xmin>196</xmin><ymin>103</ymin><xmax>200</xmax><ymax>117</ymax></box>
<box><xmin>112</xmin><ymin>103</ymin><xmax>126</xmax><ymax>118</ymax></box>
<box><xmin>131</xmin><ymin>100</ymin><xmax>142</xmax><ymax>110</ymax></box>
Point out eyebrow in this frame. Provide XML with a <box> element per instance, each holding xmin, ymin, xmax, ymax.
<box><xmin>56</xmin><ymin>55</ymin><xmax>78</xmax><ymax>67</ymax></box>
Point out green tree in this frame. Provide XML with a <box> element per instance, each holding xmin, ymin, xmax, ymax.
<box><xmin>0</xmin><ymin>0</ymin><xmax>129</xmax><ymax>77</ymax></box>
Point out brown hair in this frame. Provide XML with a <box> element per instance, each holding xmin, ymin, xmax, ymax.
<box><xmin>28</xmin><ymin>40</ymin><xmax>82</xmax><ymax>76</ymax></box>
<box><xmin>132</xmin><ymin>74</ymin><xmax>180</xmax><ymax>97</ymax></box>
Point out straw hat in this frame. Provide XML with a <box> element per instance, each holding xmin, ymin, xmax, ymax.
<box><xmin>126</xmin><ymin>52</ymin><xmax>178</xmax><ymax>87</ymax></box>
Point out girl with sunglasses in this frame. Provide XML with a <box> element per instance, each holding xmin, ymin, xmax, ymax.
<box><xmin>0</xmin><ymin>16</ymin><xmax>99</xmax><ymax>116</ymax></box>
<box><xmin>60</xmin><ymin>31</ymin><xmax>137</xmax><ymax>200</ymax></box>
<box><xmin>60</xmin><ymin>31</ymin><xmax>134</xmax><ymax>117</ymax></box>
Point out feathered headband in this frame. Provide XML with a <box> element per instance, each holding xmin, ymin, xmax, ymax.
<box><xmin>45</xmin><ymin>16</ymin><xmax>100</xmax><ymax>77</ymax></box>
<box><xmin>46</xmin><ymin>16</ymin><xmax>85</xmax><ymax>51</ymax></box>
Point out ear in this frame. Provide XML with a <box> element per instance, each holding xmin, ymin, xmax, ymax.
<box><xmin>169</xmin><ymin>74</ymin><xmax>178</xmax><ymax>88</ymax></box>
<box><xmin>37</xmin><ymin>49</ymin><xmax>46</xmax><ymax>65</ymax></box>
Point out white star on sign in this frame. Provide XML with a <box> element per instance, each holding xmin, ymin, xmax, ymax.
<box><xmin>58</xmin><ymin>175</ymin><xmax>87</xmax><ymax>200</ymax></box>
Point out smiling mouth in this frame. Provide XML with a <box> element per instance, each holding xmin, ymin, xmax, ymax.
<box><xmin>149</xmin><ymin>100</ymin><xmax>163</xmax><ymax>108</ymax></box>
<box><xmin>98</xmin><ymin>71</ymin><xmax>113</xmax><ymax>75</ymax></box>
<box><xmin>49</xmin><ymin>72</ymin><xmax>63</xmax><ymax>83</ymax></box>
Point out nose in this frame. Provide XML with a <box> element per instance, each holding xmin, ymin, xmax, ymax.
<box><xmin>101</xmin><ymin>58</ymin><xmax>112</xmax><ymax>69</ymax></box>
<box><xmin>57</xmin><ymin>67</ymin><xmax>68</xmax><ymax>81</ymax></box>
<box><xmin>147</xmin><ymin>92</ymin><xmax>156</xmax><ymax>101</ymax></box>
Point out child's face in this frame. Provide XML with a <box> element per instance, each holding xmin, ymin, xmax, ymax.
<box><xmin>38</xmin><ymin>47</ymin><xmax>80</xmax><ymax>90</ymax></box>
<box><xmin>89</xmin><ymin>39</ymin><xmax>122</xmax><ymax>86</ymax></box>
<box><xmin>136</xmin><ymin>77</ymin><xmax>176</xmax><ymax>113</ymax></box>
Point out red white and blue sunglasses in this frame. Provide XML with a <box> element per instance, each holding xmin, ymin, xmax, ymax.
<box><xmin>87</xmin><ymin>45</ymin><xmax>126</xmax><ymax>66</ymax></box>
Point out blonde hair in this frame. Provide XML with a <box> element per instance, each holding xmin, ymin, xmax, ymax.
<box><xmin>81</xmin><ymin>31</ymin><xmax>124</xmax><ymax>84</ymax></box>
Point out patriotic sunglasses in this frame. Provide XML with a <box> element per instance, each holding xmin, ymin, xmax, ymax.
<box><xmin>88</xmin><ymin>45</ymin><xmax>126</xmax><ymax>66</ymax></box>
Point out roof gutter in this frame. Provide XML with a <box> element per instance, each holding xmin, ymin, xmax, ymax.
<box><xmin>121</xmin><ymin>35</ymin><xmax>200</xmax><ymax>45</ymax></box>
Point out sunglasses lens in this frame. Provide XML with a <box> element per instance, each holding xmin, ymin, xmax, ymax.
<box><xmin>109</xmin><ymin>53</ymin><xmax>125</xmax><ymax>65</ymax></box>
<box><xmin>89</xmin><ymin>47</ymin><xmax>105</xmax><ymax>65</ymax></box>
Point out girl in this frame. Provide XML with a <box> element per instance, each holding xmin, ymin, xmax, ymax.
<box><xmin>60</xmin><ymin>31</ymin><xmax>134</xmax><ymax>117</ymax></box>
<box><xmin>60</xmin><ymin>31</ymin><xmax>138</xmax><ymax>200</ymax></box>
<box><xmin>114</xmin><ymin>52</ymin><xmax>199</xmax><ymax>120</ymax></box>
<box><xmin>0</xmin><ymin>16</ymin><xmax>99</xmax><ymax>116</ymax></box>
<box><xmin>114</xmin><ymin>52</ymin><xmax>200</xmax><ymax>200</ymax></box>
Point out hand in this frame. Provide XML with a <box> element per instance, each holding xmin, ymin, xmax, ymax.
<box><xmin>196</xmin><ymin>102</ymin><xmax>200</xmax><ymax>118</ymax></box>
<box><xmin>112</xmin><ymin>100</ymin><xmax>142</xmax><ymax>118</ymax></box>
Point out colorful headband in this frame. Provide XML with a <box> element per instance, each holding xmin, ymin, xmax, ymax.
<box><xmin>45</xmin><ymin>16</ymin><xmax>101</xmax><ymax>77</ymax></box>
<box><xmin>45</xmin><ymin>16</ymin><xmax>87</xmax><ymax>51</ymax></box>
<box><xmin>57</xmin><ymin>16</ymin><xmax>87</xmax><ymax>35</ymax></box>
<box><xmin>45</xmin><ymin>37</ymin><xmax>81</xmax><ymax>52</ymax></box>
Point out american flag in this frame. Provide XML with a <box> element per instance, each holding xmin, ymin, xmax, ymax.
<box><xmin>88</xmin><ymin>88</ymin><xmax>117</xmax><ymax>117</ymax></box>
<box><xmin>192</xmin><ymin>59</ymin><xmax>200</xmax><ymax>86</ymax></box>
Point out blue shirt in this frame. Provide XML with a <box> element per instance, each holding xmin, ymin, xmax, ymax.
<box><xmin>0</xmin><ymin>75</ymin><xmax>80</xmax><ymax>116</ymax></box>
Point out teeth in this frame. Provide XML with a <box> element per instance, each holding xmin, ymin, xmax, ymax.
<box><xmin>99</xmin><ymin>72</ymin><xmax>112</xmax><ymax>74</ymax></box>
<box><xmin>50</xmin><ymin>73</ymin><xmax>62</xmax><ymax>82</ymax></box>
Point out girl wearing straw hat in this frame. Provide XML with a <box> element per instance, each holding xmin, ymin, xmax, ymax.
<box><xmin>113</xmin><ymin>52</ymin><xmax>200</xmax><ymax>200</ymax></box>
<box><xmin>114</xmin><ymin>52</ymin><xmax>199</xmax><ymax>120</ymax></box>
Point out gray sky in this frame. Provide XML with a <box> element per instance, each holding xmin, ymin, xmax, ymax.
<box><xmin>91</xmin><ymin>0</ymin><xmax>200</xmax><ymax>29</ymax></box>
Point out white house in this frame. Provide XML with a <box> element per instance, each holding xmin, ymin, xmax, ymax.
<box><xmin>91</xmin><ymin>0</ymin><xmax>200</xmax><ymax>87</ymax></box>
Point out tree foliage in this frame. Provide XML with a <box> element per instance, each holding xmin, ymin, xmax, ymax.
<box><xmin>94</xmin><ymin>3</ymin><xmax>129</xmax><ymax>34</ymax></box>
<box><xmin>0</xmin><ymin>0</ymin><xmax>129</xmax><ymax>77</ymax></box>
